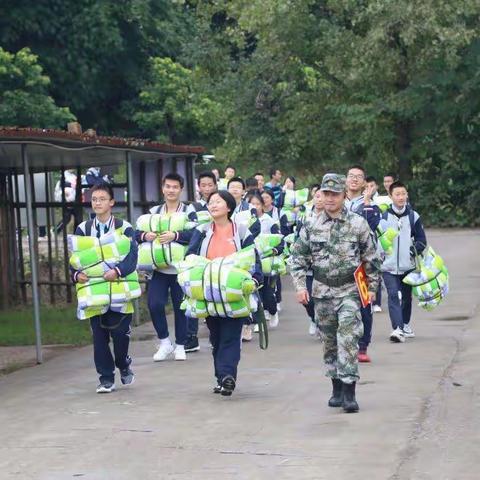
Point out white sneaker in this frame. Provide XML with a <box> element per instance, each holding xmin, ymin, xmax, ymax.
<box><xmin>277</xmin><ymin>302</ymin><xmax>282</xmax><ymax>312</ymax></box>
<box><xmin>269</xmin><ymin>313</ymin><xmax>279</xmax><ymax>328</ymax></box>
<box><xmin>153</xmin><ymin>341</ymin><xmax>174</xmax><ymax>361</ymax></box>
<box><xmin>264</xmin><ymin>310</ymin><xmax>271</xmax><ymax>321</ymax></box>
<box><xmin>403</xmin><ymin>324</ymin><xmax>415</xmax><ymax>338</ymax></box>
<box><xmin>309</xmin><ymin>321</ymin><xmax>317</xmax><ymax>336</ymax></box>
<box><xmin>174</xmin><ymin>345</ymin><xmax>186</xmax><ymax>361</ymax></box>
<box><xmin>390</xmin><ymin>327</ymin><xmax>406</xmax><ymax>343</ymax></box>
<box><xmin>242</xmin><ymin>324</ymin><xmax>253</xmax><ymax>342</ymax></box>
<box><xmin>373</xmin><ymin>305</ymin><xmax>382</xmax><ymax>313</ymax></box>
<box><xmin>253</xmin><ymin>324</ymin><xmax>259</xmax><ymax>333</ymax></box>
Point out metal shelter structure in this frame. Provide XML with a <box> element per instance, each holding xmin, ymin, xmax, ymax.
<box><xmin>0</xmin><ymin>127</ymin><xmax>204</xmax><ymax>363</ymax></box>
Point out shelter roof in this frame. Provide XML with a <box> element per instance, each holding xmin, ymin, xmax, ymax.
<box><xmin>0</xmin><ymin>127</ymin><xmax>204</xmax><ymax>173</ymax></box>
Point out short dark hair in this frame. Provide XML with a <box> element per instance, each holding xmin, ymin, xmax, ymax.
<box><xmin>225</xmin><ymin>165</ymin><xmax>236</xmax><ymax>173</ymax></box>
<box><xmin>254</xmin><ymin>172</ymin><xmax>264</xmax><ymax>178</ymax></box>
<box><xmin>389</xmin><ymin>181</ymin><xmax>407</xmax><ymax>195</ymax></box>
<box><xmin>285</xmin><ymin>175</ymin><xmax>296</xmax><ymax>186</ymax></box>
<box><xmin>208</xmin><ymin>190</ymin><xmax>237</xmax><ymax>219</ymax></box>
<box><xmin>310</xmin><ymin>183</ymin><xmax>321</xmax><ymax>191</ymax></box>
<box><xmin>269</xmin><ymin>167</ymin><xmax>280</xmax><ymax>178</ymax></box>
<box><xmin>198</xmin><ymin>171</ymin><xmax>217</xmax><ymax>185</ymax></box>
<box><xmin>384</xmin><ymin>173</ymin><xmax>396</xmax><ymax>180</ymax></box>
<box><xmin>245</xmin><ymin>177</ymin><xmax>259</xmax><ymax>189</ymax></box>
<box><xmin>366</xmin><ymin>176</ymin><xmax>377</xmax><ymax>183</ymax></box>
<box><xmin>227</xmin><ymin>176</ymin><xmax>246</xmax><ymax>190</ymax></box>
<box><xmin>348</xmin><ymin>165</ymin><xmax>366</xmax><ymax>176</ymax></box>
<box><xmin>91</xmin><ymin>183</ymin><xmax>114</xmax><ymax>200</ymax></box>
<box><xmin>246</xmin><ymin>192</ymin><xmax>264</xmax><ymax>205</ymax></box>
<box><xmin>262</xmin><ymin>188</ymin><xmax>275</xmax><ymax>202</ymax></box>
<box><xmin>162</xmin><ymin>173</ymin><xmax>184</xmax><ymax>189</ymax></box>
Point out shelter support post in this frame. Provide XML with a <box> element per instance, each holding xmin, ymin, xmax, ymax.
<box><xmin>22</xmin><ymin>144</ymin><xmax>43</xmax><ymax>364</ymax></box>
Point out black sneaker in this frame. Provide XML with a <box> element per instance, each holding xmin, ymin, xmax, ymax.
<box><xmin>213</xmin><ymin>381</ymin><xmax>222</xmax><ymax>394</ymax></box>
<box><xmin>120</xmin><ymin>367</ymin><xmax>135</xmax><ymax>386</ymax></box>
<box><xmin>220</xmin><ymin>375</ymin><xmax>236</xmax><ymax>396</ymax></box>
<box><xmin>96</xmin><ymin>381</ymin><xmax>115</xmax><ymax>394</ymax></box>
<box><xmin>185</xmin><ymin>335</ymin><xmax>200</xmax><ymax>353</ymax></box>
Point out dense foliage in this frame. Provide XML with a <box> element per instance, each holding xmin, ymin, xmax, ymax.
<box><xmin>0</xmin><ymin>0</ymin><xmax>479</xmax><ymax>225</ymax></box>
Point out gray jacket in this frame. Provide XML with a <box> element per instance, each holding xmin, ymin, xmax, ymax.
<box><xmin>381</xmin><ymin>205</ymin><xmax>427</xmax><ymax>274</ymax></box>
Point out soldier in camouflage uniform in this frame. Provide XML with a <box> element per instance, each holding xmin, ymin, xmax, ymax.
<box><xmin>289</xmin><ymin>173</ymin><xmax>381</xmax><ymax>413</ymax></box>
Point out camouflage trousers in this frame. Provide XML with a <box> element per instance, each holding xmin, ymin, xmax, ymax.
<box><xmin>314</xmin><ymin>293</ymin><xmax>363</xmax><ymax>384</ymax></box>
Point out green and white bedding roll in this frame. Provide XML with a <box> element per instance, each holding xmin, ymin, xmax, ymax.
<box><xmin>137</xmin><ymin>240</ymin><xmax>186</xmax><ymax>271</ymax></box>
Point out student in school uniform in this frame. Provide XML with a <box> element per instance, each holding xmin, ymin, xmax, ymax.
<box><xmin>71</xmin><ymin>184</ymin><xmax>138</xmax><ymax>394</ymax></box>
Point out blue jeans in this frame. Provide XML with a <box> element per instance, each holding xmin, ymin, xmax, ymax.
<box><xmin>382</xmin><ymin>272</ymin><xmax>413</xmax><ymax>329</ymax></box>
<box><xmin>206</xmin><ymin>316</ymin><xmax>245</xmax><ymax>381</ymax></box>
<box><xmin>275</xmin><ymin>276</ymin><xmax>282</xmax><ymax>303</ymax></box>
<box><xmin>374</xmin><ymin>279</ymin><xmax>382</xmax><ymax>307</ymax></box>
<box><xmin>90</xmin><ymin>311</ymin><xmax>132</xmax><ymax>383</ymax></box>
<box><xmin>148</xmin><ymin>271</ymin><xmax>187</xmax><ymax>345</ymax></box>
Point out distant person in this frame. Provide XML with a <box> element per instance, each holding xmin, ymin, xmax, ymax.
<box><xmin>254</xmin><ymin>172</ymin><xmax>265</xmax><ymax>191</ymax></box>
<box><xmin>245</xmin><ymin>177</ymin><xmax>259</xmax><ymax>193</ymax></box>
<box><xmin>185</xmin><ymin>171</ymin><xmax>218</xmax><ymax>354</ymax></box>
<box><xmin>265</xmin><ymin>168</ymin><xmax>283</xmax><ymax>206</ymax></box>
<box><xmin>85</xmin><ymin>167</ymin><xmax>113</xmax><ymax>187</ymax></box>
<box><xmin>282</xmin><ymin>176</ymin><xmax>296</xmax><ymax>191</ymax></box>
<box><xmin>227</xmin><ymin>177</ymin><xmax>260</xmax><ymax>238</ymax></box>
<box><xmin>383</xmin><ymin>173</ymin><xmax>396</xmax><ymax>196</ymax></box>
<box><xmin>54</xmin><ymin>170</ymin><xmax>77</xmax><ymax>233</ymax></box>
<box><xmin>217</xmin><ymin>165</ymin><xmax>237</xmax><ymax>190</ymax></box>
<box><xmin>381</xmin><ymin>181</ymin><xmax>427</xmax><ymax>343</ymax></box>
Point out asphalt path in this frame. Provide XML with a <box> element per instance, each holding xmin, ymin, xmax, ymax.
<box><xmin>0</xmin><ymin>229</ymin><xmax>478</xmax><ymax>480</ymax></box>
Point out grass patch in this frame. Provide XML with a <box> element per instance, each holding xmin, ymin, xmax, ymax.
<box><xmin>0</xmin><ymin>305</ymin><xmax>92</xmax><ymax>346</ymax></box>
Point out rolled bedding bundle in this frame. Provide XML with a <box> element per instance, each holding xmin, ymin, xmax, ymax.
<box><xmin>68</xmin><ymin>230</ymin><xmax>123</xmax><ymax>253</ymax></box>
<box><xmin>76</xmin><ymin>272</ymin><xmax>142</xmax><ymax>309</ymax></box>
<box><xmin>177</xmin><ymin>260</ymin><xmax>255</xmax><ymax>302</ymax></box>
<box><xmin>283</xmin><ymin>188</ymin><xmax>309</xmax><ymax>208</ymax></box>
<box><xmin>181</xmin><ymin>296</ymin><xmax>256</xmax><ymax>319</ymax></box>
<box><xmin>254</xmin><ymin>234</ymin><xmax>283</xmax><ymax>257</ymax></box>
<box><xmin>376</xmin><ymin>220</ymin><xmax>399</xmax><ymax>255</ymax></box>
<box><xmin>136</xmin><ymin>212</ymin><xmax>189</xmax><ymax>233</ymax></box>
<box><xmin>282</xmin><ymin>233</ymin><xmax>296</xmax><ymax>257</ymax></box>
<box><xmin>69</xmin><ymin>234</ymin><xmax>131</xmax><ymax>272</ymax></box>
<box><xmin>412</xmin><ymin>269</ymin><xmax>449</xmax><ymax>311</ymax></box>
<box><xmin>196</xmin><ymin>210</ymin><xmax>212</xmax><ymax>225</ymax></box>
<box><xmin>137</xmin><ymin>240</ymin><xmax>186</xmax><ymax>271</ymax></box>
<box><xmin>280</xmin><ymin>208</ymin><xmax>298</xmax><ymax>227</ymax></box>
<box><xmin>232</xmin><ymin>209</ymin><xmax>257</xmax><ymax>229</ymax></box>
<box><xmin>374</xmin><ymin>195</ymin><xmax>392</xmax><ymax>213</ymax></box>
<box><xmin>176</xmin><ymin>248</ymin><xmax>258</xmax><ymax>319</ymax></box>
<box><xmin>261</xmin><ymin>256</ymin><xmax>287</xmax><ymax>276</ymax></box>
<box><xmin>403</xmin><ymin>246</ymin><xmax>446</xmax><ymax>286</ymax></box>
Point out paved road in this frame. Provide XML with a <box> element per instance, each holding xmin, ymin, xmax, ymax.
<box><xmin>0</xmin><ymin>230</ymin><xmax>479</xmax><ymax>480</ymax></box>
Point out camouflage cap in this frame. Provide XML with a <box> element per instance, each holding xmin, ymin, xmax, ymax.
<box><xmin>320</xmin><ymin>173</ymin><xmax>346</xmax><ymax>193</ymax></box>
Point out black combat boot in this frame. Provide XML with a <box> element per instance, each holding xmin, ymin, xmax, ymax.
<box><xmin>342</xmin><ymin>381</ymin><xmax>359</xmax><ymax>413</ymax></box>
<box><xmin>328</xmin><ymin>378</ymin><xmax>344</xmax><ymax>407</ymax></box>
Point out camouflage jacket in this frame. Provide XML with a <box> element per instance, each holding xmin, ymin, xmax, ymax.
<box><xmin>288</xmin><ymin>207</ymin><xmax>381</xmax><ymax>299</ymax></box>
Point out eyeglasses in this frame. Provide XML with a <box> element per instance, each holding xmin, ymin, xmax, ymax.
<box><xmin>347</xmin><ymin>174</ymin><xmax>364</xmax><ymax>180</ymax></box>
<box><xmin>92</xmin><ymin>197</ymin><xmax>110</xmax><ymax>203</ymax></box>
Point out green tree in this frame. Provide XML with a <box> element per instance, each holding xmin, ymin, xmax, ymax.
<box><xmin>186</xmin><ymin>0</ymin><xmax>480</xmax><ymax>225</ymax></box>
<box><xmin>0</xmin><ymin>47</ymin><xmax>75</xmax><ymax>127</ymax></box>
<box><xmin>134</xmin><ymin>57</ymin><xmax>223</xmax><ymax>145</ymax></box>
<box><xmin>0</xmin><ymin>0</ymin><xmax>193</xmax><ymax>135</ymax></box>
